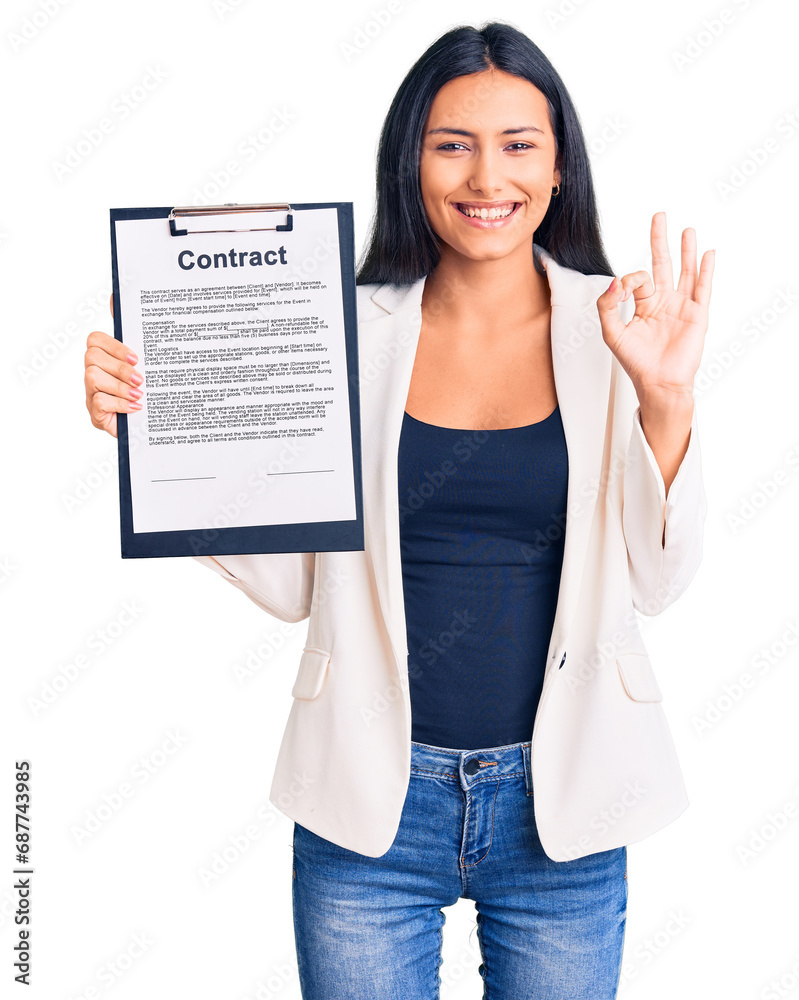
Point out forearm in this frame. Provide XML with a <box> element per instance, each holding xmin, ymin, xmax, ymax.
<box><xmin>637</xmin><ymin>389</ymin><xmax>695</xmax><ymax>505</ymax></box>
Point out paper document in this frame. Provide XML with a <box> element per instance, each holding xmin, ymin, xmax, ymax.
<box><xmin>110</xmin><ymin>203</ymin><xmax>363</xmax><ymax>558</ymax></box>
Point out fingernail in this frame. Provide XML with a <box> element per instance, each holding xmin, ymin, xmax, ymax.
<box><xmin>130</xmin><ymin>387</ymin><xmax>143</xmax><ymax>399</ymax></box>
<box><xmin>130</xmin><ymin>402</ymin><xmax>142</xmax><ymax>410</ymax></box>
<box><xmin>126</xmin><ymin>353</ymin><xmax>138</xmax><ymax>365</ymax></box>
<box><xmin>130</xmin><ymin>370</ymin><xmax>143</xmax><ymax>386</ymax></box>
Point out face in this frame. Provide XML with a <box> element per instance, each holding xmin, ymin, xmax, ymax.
<box><xmin>419</xmin><ymin>67</ymin><xmax>561</xmax><ymax>263</ymax></box>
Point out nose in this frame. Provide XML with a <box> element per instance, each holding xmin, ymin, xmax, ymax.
<box><xmin>467</xmin><ymin>148</ymin><xmax>505</xmax><ymax>198</ymax></box>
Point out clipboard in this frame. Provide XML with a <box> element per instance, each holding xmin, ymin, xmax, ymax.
<box><xmin>109</xmin><ymin>202</ymin><xmax>363</xmax><ymax>559</ymax></box>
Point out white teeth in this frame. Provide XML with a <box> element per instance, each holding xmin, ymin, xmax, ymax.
<box><xmin>458</xmin><ymin>204</ymin><xmax>515</xmax><ymax>219</ymax></box>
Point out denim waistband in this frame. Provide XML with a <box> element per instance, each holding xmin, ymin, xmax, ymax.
<box><xmin>410</xmin><ymin>739</ymin><xmax>534</xmax><ymax>796</ymax></box>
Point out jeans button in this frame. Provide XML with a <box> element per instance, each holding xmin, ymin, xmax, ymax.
<box><xmin>464</xmin><ymin>759</ymin><xmax>480</xmax><ymax>775</ymax></box>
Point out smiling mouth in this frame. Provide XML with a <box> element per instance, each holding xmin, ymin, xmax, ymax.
<box><xmin>454</xmin><ymin>202</ymin><xmax>521</xmax><ymax>221</ymax></box>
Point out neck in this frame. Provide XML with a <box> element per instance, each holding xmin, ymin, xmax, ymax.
<box><xmin>421</xmin><ymin>241</ymin><xmax>551</xmax><ymax>336</ymax></box>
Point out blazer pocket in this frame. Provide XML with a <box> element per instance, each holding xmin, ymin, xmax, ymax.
<box><xmin>616</xmin><ymin>652</ymin><xmax>663</xmax><ymax>703</ymax></box>
<box><xmin>291</xmin><ymin>646</ymin><xmax>331</xmax><ymax>700</ymax></box>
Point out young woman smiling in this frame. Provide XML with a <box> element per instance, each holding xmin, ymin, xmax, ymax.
<box><xmin>84</xmin><ymin>21</ymin><xmax>713</xmax><ymax>1000</ymax></box>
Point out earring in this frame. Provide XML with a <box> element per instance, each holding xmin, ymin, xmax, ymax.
<box><xmin>551</xmin><ymin>183</ymin><xmax>560</xmax><ymax>196</ymax></box>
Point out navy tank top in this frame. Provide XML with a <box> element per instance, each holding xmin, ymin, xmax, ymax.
<box><xmin>397</xmin><ymin>404</ymin><xmax>569</xmax><ymax>750</ymax></box>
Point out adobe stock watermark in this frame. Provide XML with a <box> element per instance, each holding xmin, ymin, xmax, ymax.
<box><xmin>244</xmin><ymin>246</ymin><xmax>336</xmax><ymax>351</ymax></box>
<box><xmin>7</xmin><ymin>0</ymin><xmax>73</xmax><ymax>52</ymax></box>
<box><xmin>230</xmin><ymin>620</ymin><xmax>300</xmax><ymax>685</ymax></box>
<box><xmin>70</xmin><ymin>730</ymin><xmax>189</xmax><ymax>846</ymax></box>
<box><xmin>415</xmin><ymin>608</ymin><xmax>478</xmax><ymax>670</ymax></box>
<box><xmin>66</xmin><ymin>931</ymin><xmax>155</xmax><ymax>1000</ymax></box>
<box><xmin>361</xmin><ymin>675</ymin><xmax>408</xmax><ymax>728</ymax></box>
<box><xmin>19</xmin><ymin>276</ymin><xmax>133</xmax><ymax>386</ymax></box>
<box><xmin>671</xmin><ymin>0</ymin><xmax>760</xmax><ymax>72</ymax></box>
<box><xmin>559</xmin><ymin>781</ymin><xmax>649</xmax><ymax>859</ymax></box>
<box><xmin>61</xmin><ymin>418</ymin><xmax>149</xmax><ymax>514</ymax></box>
<box><xmin>196</xmin><ymin>796</ymin><xmax>313</xmax><ymax>890</ymax></box>
<box><xmin>282</xmin><ymin>235</ymin><xmax>338</xmax><ymax>282</ymax></box>
<box><xmin>545</xmin><ymin>0</ymin><xmax>594</xmax><ymax>31</ymax></box>
<box><xmin>716</xmin><ymin>102</ymin><xmax>799</xmax><ymax>201</ymax></box>
<box><xmin>52</xmin><ymin>65</ymin><xmax>169</xmax><ymax>180</ymax></box>
<box><xmin>212</xmin><ymin>0</ymin><xmax>255</xmax><ymax>19</ymax></box>
<box><xmin>236</xmin><ymin>962</ymin><xmax>297</xmax><ymax>1000</ymax></box>
<box><xmin>554</xmin><ymin>300</ymin><xmax>610</xmax><ymax>358</ymax></box>
<box><xmin>527</xmin><ymin>436</ymin><xmax>648</xmax><ymax>566</ymax></box>
<box><xmin>196</xmin><ymin>797</ymin><xmax>282</xmax><ymax>889</ymax></box>
<box><xmin>379</xmin><ymin>73</ymin><xmax>496</xmax><ymax>197</ymax></box>
<box><xmin>726</xmin><ymin>443</ymin><xmax>799</xmax><ymax>533</ymax></box>
<box><xmin>0</xmin><ymin>556</ymin><xmax>18</xmax><ymax>587</ymax></box>
<box><xmin>361</xmin><ymin>607</ymin><xmax>478</xmax><ymax>727</ymax></box>
<box><xmin>340</xmin><ymin>1</ymin><xmax>409</xmax><ymax>62</ymax></box>
<box><xmin>229</xmin><ymin>565</ymin><xmax>347</xmax><ymax>684</ymax></box>
<box><xmin>188</xmin><ymin>108</ymin><xmax>295</xmax><ymax>206</ymax></box>
<box><xmin>440</xmin><ymin>942</ymin><xmax>481</xmax><ymax>995</ymax></box>
<box><xmin>758</xmin><ymin>951</ymin><xmax>799</xmax><ymax>1000</ymax></box>
<box><xmin>398</xmin><ymin>431</ymin><xmax>490</xmax><ymax>526</ymax></box>
<box><xmin>586</xmin><ymin>115</ymin><xmax>627</xmax><ymax>157</ymax></box>
<box><xmin>561</xmin><ymin>623</ymin><xmax>647</xmax><ymax>694</ymax></box>
<box><xmin>351</xmin><ymin>314</ymin><xmax>419</xmax><ymax>393</ymax></box>
<box><xmin>617</xmin><ymin>908</ymin><xmax>693</xmax><ymax>987</ymax></box>
<box><xmin>735</xmin><ymin>779</ymin><xmax>799</xmax><ymax>865</ymax></box>
<box><xmin>691</xmin><ymin>616</ymin><xmax>799</xmax><ymax>736</ymax></box>
<box><xmin>27</xmin><ymin>600</ymin><xmax>145</xmax><ymax>717</ymax></box>
<box><xmin>694</xmin><ymin>287</ymin><xmax>797</xmax><ymax>399</ymax></box>
<box><xmin>182</xmin><ymin>437</ymin><xmax>311</xmax><ymax>556</ymax></box>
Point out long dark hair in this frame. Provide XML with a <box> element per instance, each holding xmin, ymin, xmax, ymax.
<box><xmin>355</xmin><ymin>20</ymin><xmax>614</xmax><ymax>285</ymax></box>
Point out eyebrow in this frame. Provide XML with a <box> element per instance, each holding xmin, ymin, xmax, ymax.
<box><xmin>426</xmin><ymin>126</ymin><xmax>545</xmax><ymax>137</ymax></box>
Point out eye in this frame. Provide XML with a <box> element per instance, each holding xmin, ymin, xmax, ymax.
<box><xmin>435</xmin><ymin>141</ymin><xmax>536</xmax><ymax>151</ymax></box>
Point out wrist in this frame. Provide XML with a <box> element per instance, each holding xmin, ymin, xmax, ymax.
<box><xmin>636</xmin><ymin>384</ymin><xmax>695</xmax><ymax>416</ymax></box>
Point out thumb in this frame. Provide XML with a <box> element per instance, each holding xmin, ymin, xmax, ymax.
<box><xmin>596</xmin><ymin>277</ymin><xmax>626</xmax><ymax>344</ymax></box>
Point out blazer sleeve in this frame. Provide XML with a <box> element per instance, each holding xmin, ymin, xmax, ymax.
<box><xmin>192</xmin><ymin>552</ymin><xmax>315</xmax><ymax>623</ymax></box>
<box><xmin>621</xmin><ymin>399</ymin><xmax>707</xmax><ymax>617</ymax></box>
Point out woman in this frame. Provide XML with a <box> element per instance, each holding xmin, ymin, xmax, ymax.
<box><xmin>84</xmin><ymin>21</ymin><xmax>713</xmax><ymax>1000</ymax></box>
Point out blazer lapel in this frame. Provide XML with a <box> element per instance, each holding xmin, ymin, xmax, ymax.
<box><xmin>358</xmin><ymin>244</ymin><xmax>613</xmax><ymax>691</ymax></box>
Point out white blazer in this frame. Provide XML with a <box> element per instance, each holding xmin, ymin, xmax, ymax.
<box><xmin>195</xmin><ymin>243</ymin><xmax>707</xmax><ymax>862</ymax></box>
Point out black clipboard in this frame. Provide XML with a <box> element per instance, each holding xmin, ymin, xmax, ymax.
<box><xmin>109</xmin><ymin>202</ymin><xmax>363</xmax><ymax>559</ymax></box>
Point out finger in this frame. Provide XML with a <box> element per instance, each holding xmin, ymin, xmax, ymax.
<box><xmin>694</xmin><ymin>249</ymin><xmax>715</xmax><ymax>309</ymax></box>
<box><xmin>650</xmin><ymin>211</ymin><xmax>674</xmax><ymax>292</ymax></box>
<box><xmin>677</xmin><ymin>228</ymin><xmax>697</xmax><ymax>299</ymax></box>
<box><xmin>88</xmin><ymin>389</ymin><xmax>141</xmax><ymax>421</ymax></box>
<box><xmin>85</xmin><ymin>343</ymin><xmax>143</xmax><ymax>387</ymax></box>
<box><xmin>596</xmin><ymin>278</ymin><xmax>627</xmax><ymax>344</ymax></box>
<box><xmin>88</xmin><ymin>406</ymin><xmax>118</xmax><ymax>439</ymax></box>
<box><xmin>87</xmin><ymin>403</ymin><xmax>118</xmax><ymax>440</ymax></box>
<box><xmin>85</xmin><ymin>363</ymin><xmax>143</xmax><ymax>405</ymax></box>
<box><xmin>86</xmin><ymin>328</ymin><xmax>138</xmax><ymax>367</ymax></box>
<box><xmin>620</xmin><ymin>271</ymin><xmax>654</xmax><ymax>301</ymax></box>
<box><xmin>109</xmin><ymin>293</ymin><xmax>114</xmax><ymax>318</ymax></box>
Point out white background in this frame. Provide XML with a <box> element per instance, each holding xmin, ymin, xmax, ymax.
<box><xmin>3</xmin><ymin>0</ymin><xmax>798</xmax><ymax>998</ymax></box>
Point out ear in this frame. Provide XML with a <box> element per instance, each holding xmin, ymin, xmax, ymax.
<box><xmin>553</xmin><ymin>151</ymin><xmax>562</xmax><ymax>189</ymax></box>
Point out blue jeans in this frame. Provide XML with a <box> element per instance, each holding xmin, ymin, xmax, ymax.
<box><xmin>292</xmin><ymin>739</ymin><xmax>627</xmax><ymax>999</ymax></box>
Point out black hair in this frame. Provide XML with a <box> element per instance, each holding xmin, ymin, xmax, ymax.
<box><xmin>355</xmin><ymin>20</ymin><xmax>614</xmax><ymax>285</ymax></box>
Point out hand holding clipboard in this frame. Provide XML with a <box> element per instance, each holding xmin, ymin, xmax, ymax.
<box><xmin>86</xmin><ymin>202</ymin><xmax>363</xmax><ymax>559</ymax></box>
